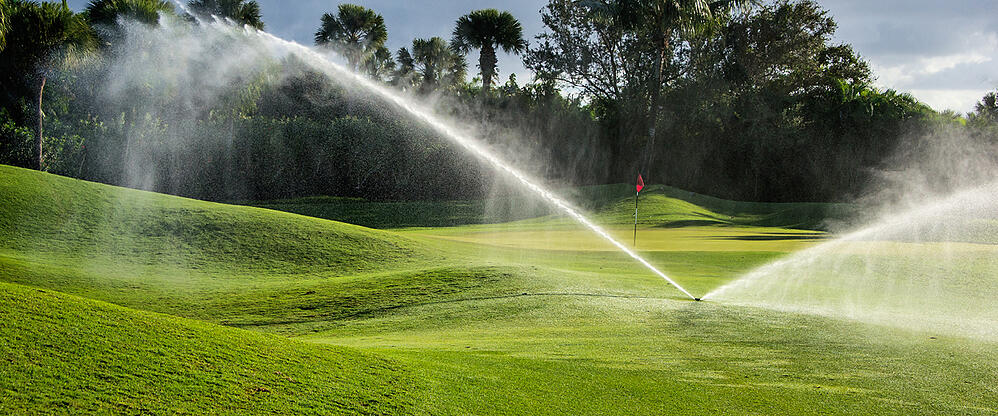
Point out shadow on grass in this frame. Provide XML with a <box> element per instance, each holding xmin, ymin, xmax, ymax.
<box><xmin>717</xmin><ymin>234</ymin><xmax>826</xmax><ymax>241</ymax></box>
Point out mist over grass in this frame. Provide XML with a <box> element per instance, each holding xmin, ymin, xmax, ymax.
<box><xmin>709</xmin><ymin>125</ymin><xmax>998</xmax><ymax>340</ymax></box>
<box><xmin>0</xmin><ymin>4</ymin><xmax>997</xmax><ymax>415</ymax></box>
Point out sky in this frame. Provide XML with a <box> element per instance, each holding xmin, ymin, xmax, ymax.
<box><xmin>67</xmin><ymin>0</ymin><xmax>998</xmax><ymax>114</ymax></box>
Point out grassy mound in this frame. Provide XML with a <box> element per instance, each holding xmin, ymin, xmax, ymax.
<box><xmin>246</xmin><ymin>196</ymin><xmax>549</xmax><ymax>229</ymax></box>
<box><xmin>0</xmin><ymin>165</ymin><xmax>533</xmax><ymax>331</ymax></box>
<box><xmin>577</xmin><ymin>184</ymin><xmax>854</xmax><ymax>230</ymax></box>
<box><xmin>0</xmin><ymin>281</ymin><xmax>416</xmax><ymax>415</ymax></box>
<box><xmin>5</xmin><ymin>165</ymin><xmax>995</xmax><ymax>415</ymax></box>
<box><xmin>0</xmin><ymin>165</ymin><xmax>428</xmax><ymax>274</ymax></box>
<box><xmin>243</xmin><ymin>183</ymin><xmax>853</xmax><ymax>231</ymax></box>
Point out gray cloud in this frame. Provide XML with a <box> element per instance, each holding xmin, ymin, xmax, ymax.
<box><xmin>821</xmin><ymin>0</ymin><xmax>998</xmax><ymax>111</ymax></box>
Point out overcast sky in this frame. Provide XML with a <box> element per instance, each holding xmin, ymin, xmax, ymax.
<box><xmin>68</xmin><ymin>0</ymin><xmax>998</xmax><ymax>113</ymax></box>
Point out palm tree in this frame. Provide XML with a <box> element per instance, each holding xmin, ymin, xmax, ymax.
<box><xmin>393</xmin><ymin>46</ymin><xmax>416</xmax><ymax>89</ymax></box>
<box><xmin>314</xmin><ymin>4</ymin><xmax>387</xmax><ymax>71</ymax></box>
<box><xmin>583</xmin><ymin>0</ymin><xmax>753</xmax><ymax>165</ymax></box>
<box><xmin>187</xmin><ymin>0</ymin><xmax>263</xmax><ymax>30</ymax></box>
<box><xmin>409</xmin><ymin>36</ymin><xmax>466</xmax><ymax>93</ymax></box>
<box><xmin>85</xmin><ymin>0</ymin><xmax>174</xmax><ymax>46</ymax></box>
<box><xmin>974</xmin><ymin>91</ymin><xmax>998</xmax><ymax>123</ymax></box>
<box><xmin>362</xmin><ymin>45</ymin><xmax>394</xmax><ymax>81</ymax></box>
<box><xmin>638</xmin><ymin>0</ymin><xmax>753</xmax><ymax>117</ymax></box>
<box><xmin>451</xmin><ymin>9</ymin><xmax>526</xmax><ymax>93</ymax></box>
<box><xmin>86</xmin><ymin>0</ymin><xmax>174</xmax><ymax>27</ymax></box>
<box><xmin>1</xmin><ymin>0</ymin><xmax>96</xmax><ymax>170</ymax></box>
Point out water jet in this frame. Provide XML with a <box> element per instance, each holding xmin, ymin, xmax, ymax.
<box><xmin>178</xmin><ymin>10</ymin><xmax>699</xmax><ymax>300</ymax></box>
<box><xmin>705</xmin><ymin>182</ymin><xmax>998</xmax><ymax>339</ymax></box>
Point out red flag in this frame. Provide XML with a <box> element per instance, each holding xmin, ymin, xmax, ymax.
<box><xmin>636</xmin><ymin>174</ymin><xmax>645</xmax><ymax>193</ymax></box>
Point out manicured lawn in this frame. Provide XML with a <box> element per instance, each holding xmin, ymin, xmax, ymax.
<box><xmin>1</xmin><ymin>165</ymin><xmax>996</xmax><ymax>415</ymax></box>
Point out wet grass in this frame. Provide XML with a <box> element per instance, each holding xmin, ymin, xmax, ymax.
<box><xmin>1</xmin><ymin>164</ymin><xmax>996</xmax><ymax>415</ymax></box>
<box><xmin>242</xmin><ymin>183</ymin><xmax>855</xmax><ymax>231</ymax></box>
<box><xmin>0</xmin><ymin>281</ymin><xmax>418</xmax><ymax>415</ymax></box>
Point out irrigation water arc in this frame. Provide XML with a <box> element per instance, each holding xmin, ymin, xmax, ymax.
<box><xmin>172</xmin><ymin>9</ymin><xmax>698</xmax><ymax>300</ymax></box>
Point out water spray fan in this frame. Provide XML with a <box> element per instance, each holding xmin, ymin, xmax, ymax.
<box><xmin>181</xmin><ymin>8</ymin><xmax>701</xmax><ymax>301</ymax></box>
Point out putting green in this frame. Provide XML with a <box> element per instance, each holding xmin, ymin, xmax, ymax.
<box><xmin>414</xmin><ymin>225</ymin><xmax>825</xmax><ymax>252</ymax></box>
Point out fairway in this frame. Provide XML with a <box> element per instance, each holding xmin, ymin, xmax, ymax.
<box><xmin>3</xmin><ymin>0</ymin><xmax>997</xmax><ymax>414</ymax></box>
<box><xmin>2</xmin><ymin>165</ymin><xmax>997</xmax><ymax>414</ymax></box>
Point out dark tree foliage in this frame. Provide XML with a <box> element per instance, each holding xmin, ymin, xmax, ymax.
<box><xmin>395</xmin><ymin>37</ymin><xmax>467</xmax><ymax>94</ymax></box>
<box><xmin>3</xmin><ymin>0</ymin><xmax>997</xmax><ymax>205</ymax></box>
<box><xmin>651</xmin><ymin>0</ymin><xmax>934</xmax><ymax>201</ymax></box>
<box><xmin>451</xmin><ymin>9</ymin><xmax>527</xmax><ymax>93</ymax></box>
<box><xmin>84</xmin><ymin>0</ymin><xmax>175</xmax><ymax>50</ymax></box>
<box><xmin>527</xmin><ymin>0</ymin><xmax>945</xmax><ymax>201</ymax></box>
<box><xmin>314</xmin><ymin>4</ymin><xmax>388</xmax><ymax>71</ymax></box>
<box><xmin>0</xmin><ymin>0</ymin><xmax>96</xmax><ymax>169</ymax></box>
<box><xmin>186</xmin><ymin>0</ymin><xmax>263</xmax><ymax>29</ymax></box>
<box><xmin>86</xmin><ymin>0</ymin><xmax>173</xmax><ymax>28</ymax></box>
<box><xmin>0</xmin><ymin>0</ymin><xmax>10</xmax><ymax>51</ymax></box>
<box><xmin>972</xmin><ymin>92</ymin><xmax>998</xmax><ymax>124</ymax></box>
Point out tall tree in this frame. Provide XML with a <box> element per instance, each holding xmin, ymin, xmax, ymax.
<box><xmin>607</xmin><ymin>0</ymin><xmax>754</xmax><ymax>166</ymax></box>
<box><xmin>525</xmin><ymin>0</ymin><xmax>653</xmax><ymax>180</ymax></box>
<box><xmin>407</xmin><ymin>36</ymin><xmax>466</xmax><ymax>93</ymax></box>
<box><xmin>1</xmin><ymin>0</ymin><xmax>96</xmax><ymax>170</ymax></box>
<box><xmin>187</xmin><ymin>0</ymin><xmax>263</xmax><ymax>30</ymax></box>
<box><xmin>314</xmin><ymin>4</ymin><xmax>387</xmax><ymax>71</ymax></box>
<box><xmin>972</xmin><ymin>91</ymin><xmax>998</xmax><ymax>124</ymax></box>
<box><xmin>528</xmin><ymin>0</ymin><xmax>753</xmax><ymax>175</ymax></box>
<box><xmin>362</xmin><ymin>45</ymin><xmax>395</xmax><ymax>80</ymax></box>
<box><xmin>451</xmin><ymin>9</ymin><xmax>526</xmax><ymax>93</ymax></box>
<box><xmin>86</xmin><ymin>0</ymin><xmax>174</xmax><ymax>27</ymax></box>
<box><xmin>392</xmin><ymin>46</ymin><xmax>416</xmax><ymax>89</ymax></box>
<box><xmin>85</xmin><ymin>0</ymin><xmax>174</xmax><ymax>46</ymax></box>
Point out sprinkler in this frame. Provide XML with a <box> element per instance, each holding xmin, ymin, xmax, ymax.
<box><xmin>695</xmin><ymin>298</ymin><xmax>702</xmax><ymax>302</ymax></box>
<box><xmin>227</xmin><ymin>20</ymin><xmax>699</xmax><ymax>301</ymax></box>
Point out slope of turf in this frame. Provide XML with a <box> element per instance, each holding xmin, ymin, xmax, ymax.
<box><xmin>0</xmin><ymin>165</ymin><xmax>427</xmax><ymax>275</ymax></box>
<box><xmin>0</xmin><ymin>281</ymin><xmax>416</xmax><ymax>415</ymax></box>
<box><xmin>242</xmin><ymin>183</ymin><xmax>855</xmax><ymax>231</ymax></box>
<box><xmin>4</xmin><ymin>165</ymin><xmax>997</xmax><ymax>415</ymax></box>
<box><xmin>577</xmin><ymin>184</ymin><xmax>856</xmax><ymax>230</ymax></box>
<box><xmin>0</xmin><ymin>165</ymin><xmax>531</xmax><ymax>331</ymax></box>
<box><xmin>313</xmin><ymin>296</ymin><xmax>998</xmax><ymax>415</ymax></box>
<box><xmin>245</xmin><ymin>195</ymin><xmax>551</xmax><ymax>229</ymax></box>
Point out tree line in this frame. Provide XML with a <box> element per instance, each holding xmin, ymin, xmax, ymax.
<box><xmin>1</xmin><ymin>0</ymin><xmax>997</xmax><ymax>203</ymax></box>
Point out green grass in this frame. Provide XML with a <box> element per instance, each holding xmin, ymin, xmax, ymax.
<box><xmin>242</xmin><ymin>183</ymin><xmax>855</xmax><ymax>231</ymax></box>
<box><xmin>0</xmin><ymin>166</ymin><xmax>431</xmax><ymax>275</ymax></box>
<box><xmin>243</xmin><ymin>195</ymin><xmax>552</xmax><ymax>229</ymax></box>
<box><xmin>0</xmin><ymin>281</ymin><xmax>417</xmax><ymax>414</ymax></box>
<box><xmin>1</xmin><ymin>164</ymin><xmax>997</xmax><ymax>415</ymax></box>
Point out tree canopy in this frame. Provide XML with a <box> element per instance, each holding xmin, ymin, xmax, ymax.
<box><xmin>396</xmin><ymin>37</ymin><xmax>467</xmax><ymax>94</ymax></box>
<box><xmin>451</xmin><ymin>9</ymin><xmax>527</xmax><ymax>92</ymax></box>
<box><xmin>186</xmin><ymin>0</ymin><xmax>263</xmax><ymax>29</ymax></box>
<box><xmin>85</xmin><ymin>0</ymin><xmax>174</xmax><ymax>27</ymax></box>
<box><xmin>0</xmin><ymin>0</ymin><xmax>96</xmax><ymax>169</ymax></box>
<box><xmin>314</xmin><ymin>4</ymin><xmax>387</xmax><ymax>71</ymax></box>
<box><xmin>0</xmin><ymin>0</ymin><xmax>995</xmax><ymax>204</ymax></box>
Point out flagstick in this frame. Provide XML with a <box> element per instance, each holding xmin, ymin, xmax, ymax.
<box><xmin>633</xmin><ymin>191</ymin><xmax>639</xmax><ymax>247</ymax></box>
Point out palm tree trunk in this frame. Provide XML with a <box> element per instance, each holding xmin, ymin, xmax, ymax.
<box><xmin>644</xmin><ymin>36</ymin><xmax>668</xmax><ymax>170</ymax></box>
<box><xmin>480</xmin><ymin>43</ymin><xmax>497</xmax><ymax>93</ymax></box>
<box><xmin>36</xmin><ymin>75</ymin><xmax>46</xmax><ymax>170</ymax></box>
